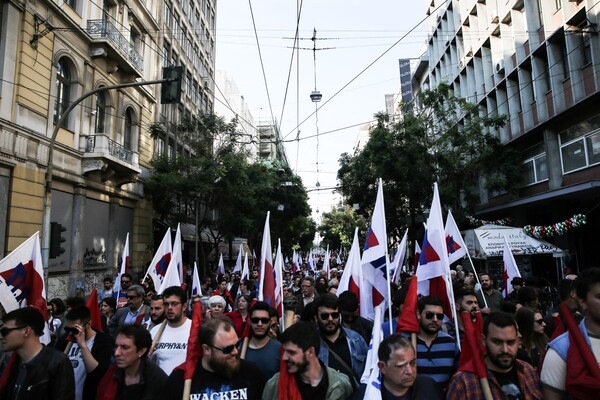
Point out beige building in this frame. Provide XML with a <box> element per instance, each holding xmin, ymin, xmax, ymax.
<box><xmin>0</xmin><ymin>0</ymin><xmax>216</xmax><ymax>297</ymax></box>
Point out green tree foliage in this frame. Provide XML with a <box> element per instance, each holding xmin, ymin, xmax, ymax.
<box><xmin>337</xmin><ymin>83</ymin><xmax>522</xmax><ymax>242</ymax></box>
<box><xmin>144</xmin><ymin>113</ymin><xmax>315</xmax><ymax>263</ymax></box>
<box><xmin>318</xmin><ymin>205</ymin><xmax>368</xmax><ymax>250</ymax></box>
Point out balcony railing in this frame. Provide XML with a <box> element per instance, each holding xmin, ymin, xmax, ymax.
<box><xmin>85</xmin><ymin>134</ymin><xmax>133</xmax><ymax>164</ymax></box>
<box><xmin>87</xmin><ymin>19</ymin><xmax>143</xmax><ymax>72</ymax></box>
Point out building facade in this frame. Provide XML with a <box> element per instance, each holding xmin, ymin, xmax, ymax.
<box><xmin>413</xmin><ymin>0</ymin><xmax>600</xmax><ymax>279</ymax></box>
<box><xmin>0</xmin><ymin>0</ymin><xmax>216</xmax><ymax>297</ymax></box>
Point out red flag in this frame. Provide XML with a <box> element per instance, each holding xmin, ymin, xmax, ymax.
<box><xmin>277</xmin><ymin>346</ymin><xmax>302</xmax><ymax>400</ymax></box>
<box><xmin>173</xmin><ymin>301</ymin><xmax>203</xmax><ymax>380</ymax></box>
<box><xmin>258</xmin><ymin>212</ymin><xmax>276</xmax><ymax>309</ymax></box>
<box><xmin>396</xmin><ymin>276</ymin><xmax>419</xmax><ymax>333</ymax></box>
<box><xmin>457</xmin><ymin>311</ymin><xmax>486</xmax><ymax>378</ymax></box>
<box><xmin>561</xmin><ymin>302</ymin><xmax>600</xmax><ymax>398</ymax></box>
<box><xmin>86</xmin><ymin>288</ymin><xmax>103</xmax><ymax>332</ymax></box>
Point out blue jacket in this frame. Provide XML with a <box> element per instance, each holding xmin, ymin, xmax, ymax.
<box><xmin>548</xmin><ymin>318</ymin><xmax>591</xmax><ymax>361</ymax></box>
<box><xmin>318</xmin><ymin>326</ymin><xmax>368</xmax><ymax>380</ymax></box>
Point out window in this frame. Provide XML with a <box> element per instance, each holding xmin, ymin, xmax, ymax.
<box><xmin>165</xmin><ymin>5</ymin><xmax>173</xmax><ymax>29</ymax></box>
<box><xmin>95</xmin><ymin>91</ymin><xmax>106</xmax><ymax>133</ymax></box>
<box><xmin>189</xmin><ymin>1</ymin><xmax>194</xmax><ymax>19</ymax></box>
<box><xmin>66</xmin><ymin>0</ymin><xmax>77</xmax><ymax>11</ymax></box>
<box><xmin>54</xmin><ymin>58</ymin><xmax>71</xmax><ymax>126</ymax></box>
<box><xmin>124</xmin><ymin>108</ymin><xmax>134</xmax><ymax>150</ymax></box>
<box><xmin>163</xmin><ymin>43</ymin><xmax>170</xmax><ymax>67</ymax></box>
<box><xmin>523</xmin><ymin>144</ymin><xmax>548</xmax><ymax>185</ymax></box>
<box><xmin>186</xmin><ymin>71</ymin><xmax>192</xmax><ymax>97</ymax></box>
<box><xmin>560</xmin><ymin>114</ymin><xmax>600</xmax><ymax>173</ymax></box>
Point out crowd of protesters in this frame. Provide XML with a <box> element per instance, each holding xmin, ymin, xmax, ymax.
<box><xmin>1</xmin><ymin>256</ymin><xmax>598</xmax><ymax>400</ymax></box>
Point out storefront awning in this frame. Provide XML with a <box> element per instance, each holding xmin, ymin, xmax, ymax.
<box><xmin>464</xmin><ymin>224</ymin><xmax>563</xmax><ymax>259</ymax></box>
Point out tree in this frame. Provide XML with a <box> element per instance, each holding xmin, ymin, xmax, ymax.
<box><xmin>318</xmin><ymin>205</ymin><xmax>368</xmax><ymax>250</ymax></box>
<box><xmin>337</xmin><ymin>83</ymin><xmax>522</xmax><ymax>243</ymax></box>
<box><xmin>144</xmin><ymin>113</ymin><xmax>315</xmax><ymax>272</ymax></box>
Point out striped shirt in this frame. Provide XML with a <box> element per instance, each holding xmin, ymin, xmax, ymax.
<box><xmin>406</xmin><ymin>330</ymin><xmax>459</xmax><ymax>388</ymax></box>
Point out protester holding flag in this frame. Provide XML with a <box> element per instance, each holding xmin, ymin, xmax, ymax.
<box><xmin>149</xmin><ymin>286</ymin><xmax>191</xmax><ymax>375</ymax></box>
<box><xmin>444</xmin><ymin>288</ymin><xmax>481</xmax><ymax>343</ymax></box>
<box><xmin>476</xmin><ymin>274</ymin><xmax>503</xmax><ymax>313</ymax></box>
<box><xmin>410</xmin><ymin>295</ymin><xmax>459</xmax><ymax>389</ymax></box>
<box><xmin>108</xmin><ymin>285</ymin><xmax>150</xmax><ymax>338</ymax></box>
<box><xmin>211</xmin><ymin>277</ymin><xmax>235</xmax><ymax>311</ymax></box>
<box><xmin>353</xmin><ymin>335</ymin><xmax>444</xmax><ymax>400</ymax></box>
<box><xmin>57</xmin><ymin>305</ymin><xmax>114</xmax><ymax>400</ymax></box>
<box><xmin>0</xmin><ymin>307</ymin><xmax>75</xmax><ymax>400</ymax></box>
<box><xmin>447</xmin><ymin>312</ymin><xmax>542</xmax><ymax>400</ymax></box>
<box><xmin>262</xmin><ymin>321</ymin><xmax>353</xmax><ymax>400</ymax></box>
<box><xmin>541</xmin><ymin>267</ymin><xmax>600</xmax><ymax>400</ymax></box>
<box><xmin>96</xmin><ymin>324</ymin><xmax>167</xmax><ymax>400</ymax></box>
<box><xmin>224</xmin><ymin>294</ymin><xmax>251</xmax><ymax>337</ymax></box>
<box><xmin>163</xmin><ymin>315</ymin><xmax>266</xmax><ymax>400</ymax></box>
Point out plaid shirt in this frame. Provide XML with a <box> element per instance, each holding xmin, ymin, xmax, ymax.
<box><xmin>447</xmin><ymin>359</ymin><xmax>543</xmax><ymax>400</ymax></box>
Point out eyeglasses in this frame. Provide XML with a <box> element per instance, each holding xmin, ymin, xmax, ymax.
<box><xmin>164</xmin><ymin>301</ymin><xmax>182</xmax><ymax>308</ymax></box>
<box><xmin>209</xmin><ymin>343</ymin><xmax>237</xmax><ymax>355</ymax></box>
<box><xmin>121</xmin><ymin>281</ymin><xmax>131</xmax><ymax>285</ymax></box>
<box><xmin>126</xmin><ymin>295</ymin><xmax>139</xmax><ymax>299</ymax></box>
<box><xmin>301</xmin><ymin>285</ymin><xmax>313</xmax><ymax>288</ymax></box>
<box><xmin>0</xmin><ymin>326</ymin><xmax>24</xmax><ymax>337</ymax></box>
<box><xmin>320</xmin><ymin>312</ymin><xmax>340</xmax><ymax>320</ymax></box>
<box><xmin>534</xmin><ymin>319</ymin><xmax>545</xmax><ymax>325</ymax></box>
<box><xmin>250</xmin><ymin>317</ymin><xmax>271</xmax><ymax>324</ymax></box>
<box><xmin>64</xmin><ymin>327</ymin><xmax>81</xmax><ymax>335</ymax></box>
<box><xmin>424</xmin><ymin>312</ymin><xmax>445</xmax><ymax>321</ymax></box>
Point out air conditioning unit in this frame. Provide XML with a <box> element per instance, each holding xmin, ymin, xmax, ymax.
<box><xmin>495</xmin><ymin>60</ymin><xmax>505</xmax><ymax>74</ymax></box>
<box><xmin>490</xmin><ymin>10</ymin><xmax>499</xmax><ymax>23</ymax></box>
<box><xmin>465</xmin><ymin>45</ymin><xmax>473</xmax><ymax>57</ymax></box>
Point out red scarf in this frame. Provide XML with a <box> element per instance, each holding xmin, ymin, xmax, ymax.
<box><xmin>277</xmin><ymin>347</ymin><xmax>302</xmax><ymax>400</ymax></box>
<box><xmin>96</xmin><ymin>364</ymin><xmax>119</xmax><ymax>400</ymax></box>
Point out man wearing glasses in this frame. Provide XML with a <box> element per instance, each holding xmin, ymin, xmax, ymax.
<box><xmin>163</xmin><ymin>315</ymin><xmax>266</xmax><ymax>400</ymax></box>
<box><xmin>114</xmin><ymin>273</ymin><xmax>133</xmax><ymax>308</ymax></box>
<box><xmin>109</xmin><ymin>285</ymin><xmax>150</xmax><ymax>338</ymax></box>
<box><xmin>57</xmin><ymin>305</ymin><xmax>113</xmax><ymax>400</ymax></box>
<box><xmin>313</xmin><ymin>293</ymin><xmax>368</xmax><ymax>387</ymax></box>
<box><xmin>295</xmin><ymin>276</ymin><xmax>319</xmax><ymax>321</ymax></box>
<box><xmin>408</xmin><ymin>295</ymin><xmax>458</xmax><ymax>390</ymax></box>
<box><xmin>149</xmin><ymin>286</ymin><xmax>191</xmax><ymax>374</ymax></box>
<box><xmin>0</xmin><ymin>307</ymin><xmax>75</xmax><ymax>400</ymax></box>
<box><xmin>244</xmin><ymin>301</ymin><xmax>281</xmax><ymax>379</ymax></box>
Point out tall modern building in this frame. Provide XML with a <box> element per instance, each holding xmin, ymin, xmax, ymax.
<box><xmin>257</xmin><ymin>120</ymin><xmax>289</xmax><ymax>167</ymax></box>
<box><xmin>0</xmin><ymin>0</ymin><xmax>216</xmax><ymax>297</ymax></box>
<box><xmin>412</xmin><ymin>0</ymin><xmax>600</xmax><ymax>277</ymax></box>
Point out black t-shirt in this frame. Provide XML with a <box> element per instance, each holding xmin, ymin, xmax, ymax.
<box><xmin>491</xmin><ymin>367</ymin><xmax>523</xmax><ymax>400</ymax></box>
<box><xmin>381</xmin><ymin>383</ymin><xmax>410</xmax><ymax>400</ymax></box>
<box><xmin>162</xmin><ymin>359</ymin><xmax>267</xmax><ymax>400</ymax></box>
<box><xmin>297</xmin><ymin>365</ymin><xmax>329</xmax><ymax>400</ymax></box>
<box><xmin>323</xmin><ymin>330</ymin><xmax>353</xmax><ymax>379</ymax></box>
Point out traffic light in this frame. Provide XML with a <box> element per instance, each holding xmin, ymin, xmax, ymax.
<box><xmin>50</xmin><ymin>222</ymin><xmax>66</xmax><ymax>259</ymax></box>
<box><xmin>161</xmin><ymin>66</ymin><xmax>184</xmax><ymax>104</ymax></box>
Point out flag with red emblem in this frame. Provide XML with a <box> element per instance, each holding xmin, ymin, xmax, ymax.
<box><xmin>143</xmin><ymin>229</ymin><xmax>172</xmax><ymax>292</ymax></box>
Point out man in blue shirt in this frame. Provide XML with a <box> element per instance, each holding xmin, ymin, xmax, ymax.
<box><xmin>409</xmin><ymin>295</ymin><xmax>459</xmax><ymax>389</ymax></box>
<box><xmin>244</xmin><ymin>301</ymin><xmax>280</xmax><ymax>379</ymax></box>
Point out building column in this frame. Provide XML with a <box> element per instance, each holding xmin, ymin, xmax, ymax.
<box><xmin>107</xmin><ymin>195</ymin><xmax>121</xmax><ymax>272</ymax></box>
<box><xmin>70</xmin><ymin>185</ymin><xmax>86</xmax><ymax>295</ymax></box>
<box><xmin>544</xmin><ymin>128</ymin><xmax>562</xmax><ymax>191</ymax></box>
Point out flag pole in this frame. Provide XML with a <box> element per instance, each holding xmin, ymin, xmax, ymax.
<box><xmin>149</xmin><ymin>320</ymin><xmax>168</xmax><ymax>355</ymax></box>
<box><xmin>447</xmin><ymin>272</ymin><xmax>461</xmax><ymax>351</ymax></box>
<box><xmin>480</xmin><ymin>377</ymin><xmax>493</xmax><ymax>400</ymax></box>
<box><xmin>377</xmin><ymin>179</ymin><xmax>394</xmax><ymax>336</ymax></box>
<box><xmin>465</xmin><ymin>251</ymin><xmax>488</xmax><ymax>308</ymax></box>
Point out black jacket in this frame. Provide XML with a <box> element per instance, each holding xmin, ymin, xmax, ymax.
<box><xmin>0</xmin><ymin>345</ymin><xmax>75</xmax><ymax>400</ymax></box>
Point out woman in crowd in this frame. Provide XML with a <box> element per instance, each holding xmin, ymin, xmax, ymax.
<box><xmin>515</xmin><ymin>307</ymin><xmax>549</xmax><ymax>368</ymax></box>
<box><xmin>101</xmin><ymin>297</ymin><xmax>117</xmax><ymax>334</ymax></box>
<box><xmin>225</xmin><ymin>294</ymin><xmax>252</xmax><ymax>337</ymax></box>
<box><xmin>47</xmin><ymin>298</ymin><xmax>66</xmax><ymax>343</ymax></box>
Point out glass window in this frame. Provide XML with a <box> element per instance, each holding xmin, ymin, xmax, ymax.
<box><xmin>124</xmin><ymin>109</ymin><xmax>134</xmax><ymax>150</ymax></box>
<box><xmin>586</xmin><ymin>132</ymin><xmax>600</xmax><ymax>165</ymax></box>
<box><xmin>523</xmin><ymin>154</ymin><xmax>548</xmax><ymax>185</ymax></box>
<box><xmin>95</xmin><ymin>91</ymin><xmax>106</xmax><ymax>133</ymax></box>
<box><xmin>54</xmin><ymin>58</ymin><xmax>71</xmax><ymax>126</ymax></box>
<box><xmin>561</xmin><ymin>140</ymin><xmax>586</xmax><ymax>172</ymax></box>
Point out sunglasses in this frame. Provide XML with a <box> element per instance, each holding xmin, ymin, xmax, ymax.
<box><xmin>534</xmin><ymin>319</ymin><xmax>545</xmax><ymax>325</ymax></box>
<box><xmin>121</xmin><ymin>281</ymin><xmax>131</xmax><ymax>285</ymax></box>
<box><xmin>0</xmin><ymin>326</ymin><xmax>24</xmax><ymax>337</ymax></box>
<box><xmin>209</xmin><ymin>343</ymin><xmax>237</xmax><ymax>355</ymax></box>
<box><xmin>126</xmin><ymin>295</ymin><xmax>139</xmax><ymax>299</ymax></box>
<box><xmin>64</xmin><ymin>327</ymin><xmax>81</xmax><ymax>335</ymax></box>
<box><xmin>250</xmin><ymin>317</ymin><xmax>270</xmax><ymax>324</ymax></box>
<box><xmin>320</xmin><ymin>312</ymin><xmax>340</xmax><ymax>320</ymax></box>
<box><xmin>424</xmin><ymin>312</ymin><xmax>445</xmax><ymax>321</ymax></box>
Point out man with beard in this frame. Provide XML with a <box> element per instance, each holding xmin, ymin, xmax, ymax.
<box><xmin>262</xmin><ymin>321</ymin><xmax>353</xmax><ymax>400</ymax></box>
<box><xmin>295</xmin><ymin>276</ymin><xmax>318</xmax><ymax>320</ymax></box>
<box><xmin>149</xmin><ymin>286</ymin><xmax>191</xmax><ymax>374</ymax></box>
<box><xmin>447</xmin><ymin>312</ymin><xmax>542</xmax><ymax>399</ymax></box>
<box><xmin>476</xmin><ymin>273</ymin><xmax>503</xmax><ymax>313</ymax></box>
<box><xmin>314</xmin><ymin>293</ymin><xmax>368</xmax><ymax>387</ymax></box>
<box><xmin>244</xmin><ymin>301</ymin><xmax>280</xmax><ymax>379</ymax></box>
<box><xmin>444</xmin><ymin>288</ymin><xmax>480</xmax><ymax>342</ymax></box>
<box><xmin>163</xmin><ymin>316</ymin><xmax>266</xmax><ymax>400</ymax></box>
<box><xmin>143</xmin><ymin>295</ymin><xmax>165</xmax><ymax>331</ymax></box>
<box><xmin>338</xmin><ymin>291</ymin><xmax>373</xmax><ymax>345</ymax></box>
<box><xmin>409</xmin><ymin>295</ymin><xmax>458</xmax><ymax>389</ymax></box>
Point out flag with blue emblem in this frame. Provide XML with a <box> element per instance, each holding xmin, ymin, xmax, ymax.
<box><xmin>143</xmin><ymin>228</ymin><xmax>172</xmax><ymax>292</ymax></box>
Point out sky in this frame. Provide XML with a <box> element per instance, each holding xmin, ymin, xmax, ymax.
<box><xmin>215</xmin><ymin>1</ymin><xmax>429</xmax><ymax>227</ymax></box>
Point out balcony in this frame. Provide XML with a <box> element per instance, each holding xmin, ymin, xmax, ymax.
<box><xmin>80</xmin><ymin>134</ymin><xmax>141</xmax><ymax>185</ymax></box>
<box><xmin>87</xmin><ymin>19</ymin><xmax>143</xmax><ymax>77</ymax></box>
